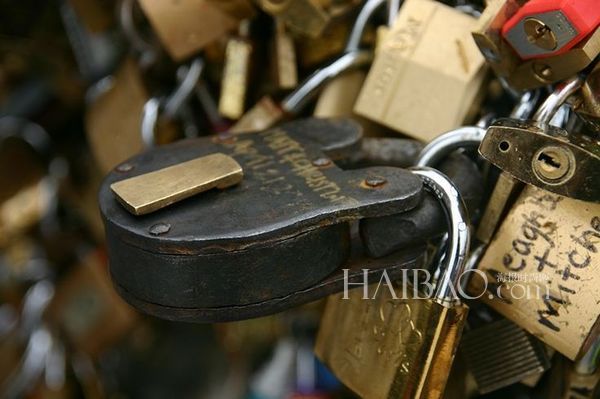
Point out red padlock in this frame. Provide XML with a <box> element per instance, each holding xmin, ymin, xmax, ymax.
<box><xmin>502</xmin><ymin>0</ymin><xmax>600</xmax><ymax>60</ymax></box>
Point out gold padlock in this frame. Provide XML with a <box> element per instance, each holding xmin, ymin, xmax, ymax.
<box><xmin>315</xmin><ymin>168</ymin><xmax>470</xmax><ymax>399</ymax></box>
<box><xmin>272</xmin><ymin>19</ymin><xmax>298</xmax><ymax>90</ymax></box>
<box><xmin>219</xmin><ymin>21</ymin><xmax>253</xmax><ymax>120</ymax></box>
<box><xmin>354</xmin><ymin>0</ymin><xmax>487</xmax><ymax>142</ymax></box>
<box><xmin>85</xmin><ymin>58</ymin><xmax>180</xmax><ymax>174</ymax></box>
<box><xmin>313</xmin><ymin>69</ymin><xmax>366</xmax><ymax>118</ymax></box>
<box><xmin>137</xmin><ymin>0</ymin><xmax>240</xmax><ymax>61</ymax></box>
<box><xmin>469</xmin><ymin>186</ymin><xmax>600</xmax><ymax>361</ymax></box>
<box><xmin>257</xmin><ymin>0</ymin><xmax>330</xmax><ymax>39</ymax></box>
<box><xmin>85</xmin><ymin>58</ymin><xmax>147</xmax><ymax>174</ymax></box>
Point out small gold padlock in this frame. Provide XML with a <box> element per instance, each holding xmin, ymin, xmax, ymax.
<box><xmin>313</xmin><ymin>69</ymin><xmax>366</xmax><ymax>118</ymax></box>
<box><xmin>219</xmin><ymin>21</ymin><xmax>253</xmax><ymax>120</ymax></box>
<box><xmin>316</xmin><ymin>168</ymin><xmax>470</xmax><ymax>399</ymax></box>
<box><xmin>272</xmin><ymin>19</ymin><xmax>298</xmax><ymax>90</ymax></box>
<box><xmin>470</xmin><ymin>186</ymin><xmax>600</xmax><ymax>361</ymax></box>
<box><xmin>257</xmin><ymin>0</ymin><xmax>330</xmax><ymax>39</ymax></box>
<box><xmin>137</xmin><ymin>0</ymin><xmax>240</xmax><ymax>61</ymax></box>
<box><xmin>354</xmin><ymin>0</ymin><xmax>487</xmax><ymax>142</ymax></box>
<box><xmin>85</xmin><ymin>58</ymin><xmax>147</xmax><ymax>174</ymax></box>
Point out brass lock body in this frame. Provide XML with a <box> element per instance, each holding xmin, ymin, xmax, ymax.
<box><xmin>354</xmin><ymin>0</ymin><xmax>487</xmax><ymax>141</ymax></box>
<box><xmin>479</xmin><ymin>118</ymin><xmax>600</xmax><ymax>203</ymax></box>
<box><xmin>470</xmin><ymin>186</ymin><xmax>600</xmax><ymax>361</ymax></box>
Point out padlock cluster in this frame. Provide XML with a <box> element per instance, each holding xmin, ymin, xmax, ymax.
<box><xmin>0</xmin><ymin>0</ymin><xmax>599</xmax><ymax>398</ymax></box>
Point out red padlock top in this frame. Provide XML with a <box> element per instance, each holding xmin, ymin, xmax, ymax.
<box><xmin>502</xmin><ymin>0</ymin><xmax>600</xmax><ymax>60</ymax></box>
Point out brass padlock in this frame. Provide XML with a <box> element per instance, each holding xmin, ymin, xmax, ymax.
<box><xmin>472</xmin><ymin>0</ymin><xmax>600</xmax><ymax>91</ymax></box>
<box><xmin>137</xmin><ymin>0</ymin><xmax>243</xmax><ymax>61</ymax></box>
<box><xmin>219</xmin><ymin>21</ymin><xmax>253</xmax><ymax>120</ymax></box>
<box><xmin>315</xmin><ymin>167</ymin><xmax>470</xmax><ymax>399</ymax></box>
<box><xmin>479</xmin><ymin>77</ymin><xmax>599</xmax><ymax>203</ymax></box>
<box><xmin>469</xmin><ymin>185</ymin><xmax>600</xmax><ymax>361</ymax></box>
<box><xmin>313</xmin><ymin>70</ymin><xmax>366</xmax><ymax>118</ymax></box>
<box><xmin>354</xmin><ymin>0</ymin><xmax>487</xmax><ymax>142</ymax></box>
<box><xmin>85</xmin><ymin>58</ymin><xmax>148</xmax><ymax>174</ymax></box>
<box><xmin>0</xmin><ymin>117</ymin><xmax>51</xmax><ymax>248</ymax></box>
<box><xmin>257</xmin><ymin>0</ymin><xmax>330</xmax><ymax>39</ymax></box>
<box><xmin>272</xmin><ymin>19</ymin><xmax>298</xmax><ymax>90</ymax></box>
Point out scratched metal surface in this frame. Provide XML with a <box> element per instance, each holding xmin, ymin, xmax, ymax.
<box><xmin>99</xmin><ymin>118</ymin><xmax>424</xmax><ymax>312</ymax></box>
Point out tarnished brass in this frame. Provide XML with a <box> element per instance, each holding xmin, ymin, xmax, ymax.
<box><xmin>85</xmin><ymin>59</ymin><xmax>146</xmax><ymax>174</ymax></box>
<box><xmin>316</xmin><ymin>285</ymin><xmax>468</xmax><ymax>399</ymax></box>
<box><xmin>354</xmin><ymin>0</ymin><xmax>487</xmax><ymax>141</ymax></box>
<box><xmin>476</xmin><ymin>172</ymin><xmax>522</xmax><ymax>244</ymax></box>
<box><xmin>219</xmin><ymin>33</ymin><xmax>252</xmax><ymax>119</ymax></box>
<box><xmin>479</xmin><ymin>118</ymin><xmax>600</xmax><ymax>203</ymax></box>
<box><xmin>111</xmin><ymin>153</ymin><xmax>243</xmax><ymax>215</ymax></box>
<box><xmin>138</xmin><ymin>0</ymin><xmax>238</xmax><ymax>61</ymax></box>
<box><xmin>257</xmin><ymin>0</ymin><xmax>330</xmax><ymax>38</ymax></box>
<box><xmin>273</xmin><ymin>20</ymin><xmax>298</xmax><ymax>90</ymax></box>
<box><xmin>469</xmin><ymin>186</ymin><xmax>600</xmax><ymax>361</ymax></box>
<box><xmin>472</xmin><ymin>1</ymin><xmax>600</xmax><ymax>90</ymax></box>
<box><xmin>229</xmin><ymin>96</ymin><xmax>284</xmax><ymax>133</ymax></box>
<box><xmin>313</xmin><ymin>70</ymin><xmax>365</xmax><ymax>118</ymax></box>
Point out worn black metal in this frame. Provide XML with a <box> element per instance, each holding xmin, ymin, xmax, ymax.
<box><xmin>360</xmin><ymin>153</ymin><xmax>484</xmax><ymax>258</ymax></box>
<box><xmin>100</xmin><ymin>118</ymin><xmax>423</xmax><ymax>316</ymax></box>
<box><xmin>113</xmin><ymin>239</ymin><xmax>426</xmax><ymax>323</ymax></box>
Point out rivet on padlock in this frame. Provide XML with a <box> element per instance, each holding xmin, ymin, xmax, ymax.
<box><xmin>315</xmin><ymin>167</ymin><xmax>470</xmax><ymax>399</ymax></box>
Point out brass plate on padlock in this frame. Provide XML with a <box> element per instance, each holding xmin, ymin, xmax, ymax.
<box><xmin>111</xmin><ymin>153</ymin><xmax>243</xmax><ymax>216</ymax></box>
<box><xmin>316</xmin><ymin>285</ymin><xmax>468</xmax><ymax>399</ymax></box>
<box><xmin>99</xmin><ymin>118</ymin><xmax>423</xmax><ymax>319</ymax></box>
<box><xmin>479</xmin><ymin>119</ymin><xmax>600</xmax><ymax>203</ymax></box>
<box><xmin>354</xmin><ymin>0</ymin><xmax>487</xmax><ymax>141</ymax></box>
<box><xmin>469</xmin><ymin>186</ymin><xmax>600</xmax><ymax>361</ymax></box>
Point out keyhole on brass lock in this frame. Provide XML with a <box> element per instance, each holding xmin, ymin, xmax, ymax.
<box><xmin>524</xmin><ymin>18</ymin><xmax>558</xmax><ymax>51</ymax></box>
<box><xmin>532</xmin><ymin>146</ymin><xmax>575</xmax><ymax>184</ymax></box>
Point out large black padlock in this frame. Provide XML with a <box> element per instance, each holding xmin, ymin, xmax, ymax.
<box><xmin>99</xmin><ymin>119</ymin><xmax>428</xmax><ymax>322</ymax></box>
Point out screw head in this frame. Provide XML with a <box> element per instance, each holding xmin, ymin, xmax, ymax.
<box><xmin>116</xmin><ymin>163</ymin><xmax>134</xmax><ymax>173</ymax></box>
<box><xmin>365</xmin><ymin>176</ymin><xmax>387</xmax><ymax>188</ymax></box>
<box><xmin>149</xmin><ymin>222</ymin><xmax>171</xmax><ymax>236</ymax></box>
<box><xmin>312</xmin><ymin>157</ymin><xmax>332</xmax><ymax>167</ymax></box>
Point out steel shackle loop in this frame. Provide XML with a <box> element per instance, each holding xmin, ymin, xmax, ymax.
<box><xmin>533</xmin><ymin>76</ymin><xmax>583</xmax><ymax>128</ymax></box>
<box><xmin>280</xmin><ymin>49</ymin><xmax>372</xmax><ymax>115</ymax></box>
<box><xmin>416</xmin><ymin>126</ymin><xmax>486</xmax><ymax>168</ymax></box>
<box><xmin>411</xmin><ymin>167</ymin><xmax>470</xmax><ymax>306</ymax></box>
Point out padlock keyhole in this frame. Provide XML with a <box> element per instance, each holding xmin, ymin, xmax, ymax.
<box><xmin>532</xmin><ymin>146</ymin><xmax>575</xmax><ymax>184</ymax></box>
<box><xmin>537</xmin><ymin>151</ymin><xmax>561</xmax><ymax>172</ymax></box>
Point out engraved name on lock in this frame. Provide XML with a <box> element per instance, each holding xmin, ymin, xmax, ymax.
<box><xmin>470</xmin><ymin>186</ymin><xmax>600</xmax><ymax>361</ymax></box>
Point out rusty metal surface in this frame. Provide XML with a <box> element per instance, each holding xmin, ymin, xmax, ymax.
<box><xmin>113</xmin><ymin>240</ymin><xmax>426</xmax><ymax>323</ymax></box>
<box><xmin>100</xmin><ymin>118</ymin><xmax>424</xmax><ymax>313</ymax></box>
<box><xmin>360</xmin><ymin>153</ymin><xmax>484</xmax><ymax>258</ymax></box>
